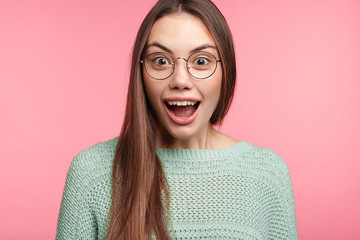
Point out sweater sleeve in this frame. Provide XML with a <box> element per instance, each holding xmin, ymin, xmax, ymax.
<box><xmin>56</xmin><ymin>152</ymin><xmax>98</xmax><ymax>240</ymax></box>
<box><xmin>271</xmin><ymin>152</ymin><xmax>299</xmax><ymax>240</ymax></box>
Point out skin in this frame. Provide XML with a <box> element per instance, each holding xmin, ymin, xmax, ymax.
<box><xmin>143</xmin><ymin>13</ymin><xmax>238</xmax><ymax>149</ymax></box>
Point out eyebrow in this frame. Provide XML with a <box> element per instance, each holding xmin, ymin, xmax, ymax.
<box><xmin>145</xmin><ymin>41</ymin><xmax>217</xmax><ymax>54</ymax></box>
<box><xmin>146</xmin><ymin>42</ymin><xmax>173</xmax><ymax>54</ymax></box>
<box><xmin>191</xmin><ymin>44</ymin><xmax>217</xmax><ymax>53</ymax></box>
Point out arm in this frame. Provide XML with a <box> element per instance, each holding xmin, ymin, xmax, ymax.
<box><xmin>271</xmin><ymin>152</ymin><xmax>299</xmax><ymax>240</ymax></box>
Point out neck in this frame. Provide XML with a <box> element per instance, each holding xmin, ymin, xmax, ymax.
<box><xmin>156</xmin><ymin>123</ymin><xmax>220</xmax><ymax>150</ymax></box>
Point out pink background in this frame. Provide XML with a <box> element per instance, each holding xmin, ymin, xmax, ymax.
<box><xmin>1</xmin><ymin>0</ymin><xmax>359</xmax><ymax>239</ymax></box>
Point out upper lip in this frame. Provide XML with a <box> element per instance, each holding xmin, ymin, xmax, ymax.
<box><xmin>163</xmin><ymin>97</ymin><xmax>201</xmax><ymax>102</ymax></box>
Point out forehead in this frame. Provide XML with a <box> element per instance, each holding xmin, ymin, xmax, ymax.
<box><xmin>146</xmin><ymin>13</ymin><xmax>216</xmax><ymax>53</ymax></box>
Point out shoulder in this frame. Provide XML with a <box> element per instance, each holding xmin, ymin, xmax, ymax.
<box><xmin>57</xmin><ymin>137</ymin><xmax>118</xmax><ymax>239</ymax></box>
<box><xmin>71</xmin><ymin>137</ymin><xmax>118</xmax><ymax>169</ymax></box>
<box><xmin>229</xmin><ymin>141</ymin><xmax>296</xmax><ymax>207</ymax></box>
<box><xmin>246</xmin><ymin>142</ymin><xmax>289</xmax><ymax>170</ymax></box>
<box><xmin>229</xmin><ymin>141</ymin><xmax>292</xmax><ymax>186</ymax></box>
<box><xmin>66</xmin><ymin>137</ymin><xmax>118</xmax><ymax>187</ymax></box>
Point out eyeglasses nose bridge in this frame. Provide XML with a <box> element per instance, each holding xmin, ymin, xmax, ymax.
<box><xmin>176</xmin><ymin>56</ymin><xmax>187</xmax><ymax>61</ymax></box>
<box><xmin>175</xmin><ymin>56</ymin><xmax>189</xmax><ymax>70</ymax></box>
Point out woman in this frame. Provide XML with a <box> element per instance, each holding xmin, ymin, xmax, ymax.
<box><xmin>56</xmin><ymin>0</ymin><xmax>298</xmax><ymax>239</ymax></box>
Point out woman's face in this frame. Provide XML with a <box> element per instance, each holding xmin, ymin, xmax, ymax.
<box><xmin>143</xmin><ymin>13</ymin><xmax>222</xmax><ymax>146</ymax></box>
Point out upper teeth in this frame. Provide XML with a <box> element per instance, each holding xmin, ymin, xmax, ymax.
<box><xmin>167</xmin><ymin>101</ymin><xmax>197</xmax><ymax>106</ymax></box>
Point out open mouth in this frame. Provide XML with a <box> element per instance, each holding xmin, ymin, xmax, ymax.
<box><xmin>165</xmin><ymin>100</ymin><xmax>200</xmax><ymax>118</ymax></box>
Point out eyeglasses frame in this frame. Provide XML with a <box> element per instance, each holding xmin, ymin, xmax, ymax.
<box><xmin>140</xmin><ymin>51</ymin><xmax>222</xmax><ymax>80</ymax></box>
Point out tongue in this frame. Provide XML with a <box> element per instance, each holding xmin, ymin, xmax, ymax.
<box><xmin>172</xmin><ymin>105</ymin><xmax>196</xmax><ymax>117</ymax></box>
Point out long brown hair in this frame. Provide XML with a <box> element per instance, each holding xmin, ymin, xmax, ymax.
<box><xmin>106</xmin><ymin>0</ymin><xmax>236</xmax><ymax>239</ymax></box>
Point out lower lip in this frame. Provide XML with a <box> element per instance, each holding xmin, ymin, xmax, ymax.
<box><xmin>164</xmin><ymin>103</ymin><xmax>199</xmax><ymax>125</ymax></box>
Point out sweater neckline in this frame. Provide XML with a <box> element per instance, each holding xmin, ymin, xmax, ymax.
<box><xmin>156</xmin><ymin>141</ymin><xmax>251</xmax><ymax>160</ymax></box>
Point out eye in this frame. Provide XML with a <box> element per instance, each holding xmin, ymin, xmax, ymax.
<box><xmin>146</xmin><ymin>53</ymin><xmax>173</xmax><ymax>70</ymax></box>
<box><xmin>154</xmin><ymin>57</ymin><xmax>170</xmax><ymax>66</ymax></box>
<box><xmin>194</xmin><ymin>57</ymin><xmax>209</xmax><ymax>66</ymax></box>
<box><xmin>189</xmin><ymin>52</ymin><xmax>216</xmax><ymax>70</ymax></box>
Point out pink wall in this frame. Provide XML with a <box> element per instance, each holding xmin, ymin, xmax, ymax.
<box><xmin>1</xmin><ymin>0</ymin><xmax>359</xmax><ymax>239</ymax></box>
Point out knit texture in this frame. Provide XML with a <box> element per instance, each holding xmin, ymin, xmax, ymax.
<box><xmin>56</xmin><ymin>137</ymin><xmax>298</xmax><ymax>239</ymax></box>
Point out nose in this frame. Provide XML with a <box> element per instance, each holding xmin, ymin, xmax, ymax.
<box><xmin>168</xmin><ymin>58</ymin><xmax>193</xmax><ymax>90</ymax></box>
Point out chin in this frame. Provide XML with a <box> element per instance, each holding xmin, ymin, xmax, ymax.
<box><xmin>163</xmin><ymin>121</ymin><xmax>208</xmax><ymax>141</ymax></box>
<box><xmin>168</xmin><ymin>130</ymin><xmax>197</xmax><ymax>140</ymax></box>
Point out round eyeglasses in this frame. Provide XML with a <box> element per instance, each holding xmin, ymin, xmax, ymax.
<box><xmin>140</xmin><ymin>51</ymin><xmax>221</xmax><ymax>80</ymax></box>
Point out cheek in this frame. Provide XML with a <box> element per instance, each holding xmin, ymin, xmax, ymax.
<box><xmin>207</xmin><ymin>72</ymin><xmax>222</xmax><ymax>106</ymax></box>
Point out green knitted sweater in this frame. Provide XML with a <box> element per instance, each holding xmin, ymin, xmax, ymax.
<box><xmin>56</xmin><ymin>137</ymin><xmax>298</xmax><ymax>239</ymax></box>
